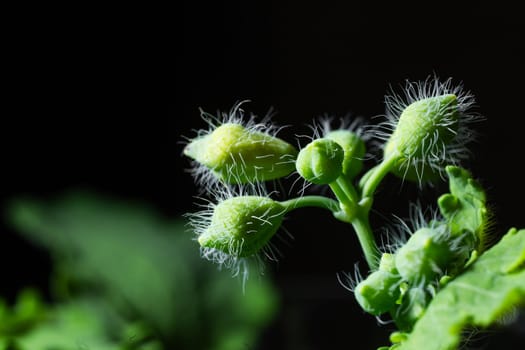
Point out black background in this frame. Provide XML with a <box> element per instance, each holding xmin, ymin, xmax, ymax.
<box><xmin>2</xmin><ymin>2</ymin><xmax>524</xmax><ymax>349</ymax></box>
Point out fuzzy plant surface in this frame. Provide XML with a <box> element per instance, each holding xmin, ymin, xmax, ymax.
<box><xmin>182</xmin><ymin>76</ymin><xmax>525</xmax><ymax>349</ymax></box>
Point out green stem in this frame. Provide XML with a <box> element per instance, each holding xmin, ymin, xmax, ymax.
<box><xmin>329</xmin><ymin>174</ymin><xmax>359</xmax><ymax>207</ymax></box>
<box><xmin>352</xmin><ymin>214</ymin><xmax>380</xmax><ymax>271</ymax></box>
<box><xmin>288</xmin><ymin>175</ymin><xmax>381</xmax><ymax>271</ymax></box>
<box><xmin>361</xmin><ymin>154</ymin><xmax>399</xmax><ymax>198</ymax></box>
<box><xmin>281</xmin><ymin>196</ymin><xmax>340</xmax><ymax>213</ymax></box>
<box><xmin>330</xmin><ymin>176</ymin><xmax>380</xmax><ymax>270</ymax></box>
<box><xmin>328</xmin><ymin>181</ymin><xmax>350</xmax><ymax>206</ymax></box>
<box><xmin>336</xmin><ymin>176</ymin><xmax>359</xmax><ymax>203</ymax></box>
<box><xmin>358</xmin><ymin>164</ymin><xmax>379</xmax><ymax>190</ymax></box>
<box><xmin>329</xmin><ymin>179</ymin><xmax>357</xmax><ymax>222</ymax></box>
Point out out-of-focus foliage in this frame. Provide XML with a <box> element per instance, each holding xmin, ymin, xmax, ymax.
<box><xmin>3</xmin><ymin>191</ymin><xmax>278</xmax><ymax>349</ymax></box>
<box><xmin>0</xmin><ymin>290</ymin><xmax>46</xmax><ymax>338</ymax></box>
<box><xmin>1</xmin><ymin>291</ymin><xmax>160</xmax><ymax>349</ymax></box>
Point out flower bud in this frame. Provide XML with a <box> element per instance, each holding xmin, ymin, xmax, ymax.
<box><xmin>295</xmin><ymin>139</ymin><xmax>344</xmax><ymax>185</ymax></box>
<box><xmin>378</xmin><ymin>252</ymin><xmax>398</xmax><ymax>274</ymax></box>
<box><xmin>381</xmin><ymin>77</ymin><xmax>481</xmax><ymax>184</ymax></box>
<box><xmin>355</xmin><ymin>269</ymin><xmax>401</xmax><ymax>316</ymax></box>
<box><xmin>395</xmin><ymin>227</ymin><xmax>453</xmax><ymax>284</ymax></box>
<box><xmin>325</xmin><ymin>130</ymin><xmax>366</xmax><ymax>179</ymax></box>
<box><xmin>385</xmin><ymin>94</ymin><xmax>458</xmax><ymax>159</ymax></box>
<box><xmin>184</xmin><ymin>123</ymin><xmax>297</xmax><ymax>184</ymax></box>
<box><xmin>354</xmin><ymin>253</ymin><xmax>401</xmax><ymax>315</ymax></box>
<box><xmin>197</xmin><ymin>196</ymin><xmax>286</xmax><ymax>258</ymax></box>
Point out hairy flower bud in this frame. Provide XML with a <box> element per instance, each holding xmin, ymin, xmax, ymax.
<box><xmin>355</xmin><ymin>254</ymin><xmax>401</xmax><ymax>315</ymax></box>
<box><xmin>184</xmin><ymin>122</ymin><xmax>297</xmax><ymax>185</ymax></box>
<box><xmin>380</xmin><ymin>77</ymin><xmax>480</xmax><ymax>184</ymax></box>
<box><xmin>197</xmin><ymin>196</ymin><xmax>286</xmax><ymax>258</ymax></box>
<box><xmin>295</xmin><ymin>138</ymin><xmax>344</xmax><ymax>185</ymax></box>
<box><xmin>385</xmin><ymin>94</ymin><xmax>459</xmax><ymax>161</ymax></box>
<box><xmin>325</xmin><ymin>130</ymin><xmax>366</xmax><ymax>179</ymax></box>
<box><xmin>395</xmin><ymin>227</ymin><xmax>453</xmax><ymax>284</ymax></box>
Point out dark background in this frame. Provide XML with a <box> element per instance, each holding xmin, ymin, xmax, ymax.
<box><xmin>2</xmin><ymin>2</ymin><xmax>524</xmax><ymax>349</ymax></box>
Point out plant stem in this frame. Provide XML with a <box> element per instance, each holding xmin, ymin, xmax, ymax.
<box><xmin>361</xmin><ymin>154</ymin><xmax>398</xmax><ymax>198</ymax></box>
<box><xmin>328</xmin><ymin>179</ymin><xmax>358</xmax><ymax>222</ymax></box>
<box><xmin>336</xmin><ymin>176</ymin><xmax>359</xmax><ymax>203</ymax></box>
<box><xmin>281</xmin><ymin>196</ymin><xmax>340</xmax><ymax>213</ymax></box>
<box><xmin>358</xmin><ymin>163</ymin><xmax>379</xmax><ymax>189</ymax></box>
<box><xmin>328</xmin><ymin>181</ymin><xmax>351</xmax><ymax>206</ymax></box>
<box><xmin>352</xmin><ymin>214</ymin><xmax>380</xmax><ymax>271</ymax></box>
<box><xmin>329</xmin><ymin>175</ymin><xmax>381</xmax><ymax>270</ymax></box>
<box><xmin>287</xmin><ymin>176</ymin><xmax>382</xmax><ymax>271</ymax></box>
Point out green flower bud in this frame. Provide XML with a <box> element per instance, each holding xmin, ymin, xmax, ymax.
<box><xmin>325</xmin><ymin>130</ymin><xmax>366</xmax><ymax>179</ymax></box>
<box><xmin>381</xmin><ymin>78</ymin><xmax>480</xmax><ymax>184</ymax></box>
<box><xmin>384</xmin><ymin>94</ymin><xmax>458</xmax><ymax>182</ymax></box>
<box><xmin>295</xmin><ymin>138</ymin><xmax>344</xmax><ymax>185</ymax></box>
<box><xmin>197</xmin><ymin>196</ymin><xmax>286</xmax><ymax>258</ymax></box>
<box><xmin>378</xmin><ymin>252</ymin><xmax>398</xmax><ymax>274</ymax></box>
<box><xmin>184</xmin><ymin>122</ymin><xmax>297</xmax><ymax>184</ymax></box>
<box><xmin>395</xmin><ymin>227</ymin><xmax>453</xmax><ymax>284</ymax></box>
<box><xmin>355</xmin><ymin>268</ymin><xmax>401</xmax><ymax>316</ymax></box>
<box><xmin>385</xmin><ymin>94</ymin><xmax>458</xmax><ymax>159</ymax></box>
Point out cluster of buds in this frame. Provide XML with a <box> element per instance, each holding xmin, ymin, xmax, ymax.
<box><xmin>183</xmin><ymin>77</ymin><xmax>486</xmax><ymax>331</ymax></box>
<box><xmin>354</xmin><ymin>166</ymin><xmax>488</xmax><ymax>330</ymax></box>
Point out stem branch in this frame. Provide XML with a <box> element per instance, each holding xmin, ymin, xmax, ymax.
<box><xmin>281</xmin><ymin>196</ymin><xmax>340</xmax><ymax>213</ymax></box>
<box><xmin>361</xmin><ymin>154</ymin><xmax>398</xmax><ymax>198</ymax></box>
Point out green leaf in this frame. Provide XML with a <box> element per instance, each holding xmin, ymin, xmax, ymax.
<box><xmin>392</xmin><ymin>228</ymin><xmax>525</xmax><ymax>350</ymax></box>
<box><xmin>7</xmin><ymin>191</ymin><xmax>278</xmax><ymax>349</ymax></box>
<box><xmin>438</xmin><ymin>166</ymin><xmax>488</xmax><ymax>248</ymax></box>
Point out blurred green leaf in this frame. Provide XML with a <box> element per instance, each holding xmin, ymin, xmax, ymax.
<box><xmin>6</xmin><ymin>191</ymin><xmax>278</xmax><ymax>349</ymax></box>
<box><xmin>1</xmin><ymin>295</ymin><xmax>160</xmax><ymax>350</ymax></box>
<box><xmin>0</xmin><ymin>289</ymin><xmax>46</xmax><ymax>336</ymax></box>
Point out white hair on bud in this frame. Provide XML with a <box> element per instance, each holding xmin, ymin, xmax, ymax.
<box><xmin>382</xmin><ymin>201</ymin><xmax>446</xmax><ymax>254</ymax></box>
<box><xmin>320</xmin><ymin>114</ymin><xmax>377</xmax><ymax>166</ymax></box>
<box><xmin>374</xmin><ymin>75</ymin><xmax>483</xmax><ymax>185</ymax></box>
<box><xmin>319</xmin><ymin>113</ymin><xmax>370</xmax><ymax>141</ymax></box>
<box><xmin>383</xmin><ymin>76</ymin><xmax>476</xmax><ymax>122</ymax></box>
<box><xmin>184</xmin><ymin>182</ymin><xmax>286</xmax><ymax>290</ymax></box>
<box><xmin>196</xmin><ymin>100</ymin><xmax>284</xmax><ymax>139</ymax></box>
<box><xmin>336</xmin><ymin>262</ymin><xmax>364</xmax><ymax>293</ymax></box>
<box><xmin>182</xmin><ymin>100</ymin><xmax>293</xmax><ymax>194</ymax></box>
<box><xmin>289</xmin><ymin>114</ymin><xmax>372</xmax><ymax>197</ymax></box>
